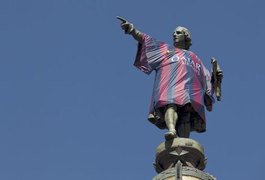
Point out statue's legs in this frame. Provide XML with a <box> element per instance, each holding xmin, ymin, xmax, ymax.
<box><xmin>164</xmin><ymin>104</ymin><xmax>177</xmax><ymax>140</ymax></box>
<box><xmin>176</xmin><ymin>111</ymin><xmax>191</xmax><ymax>138</ymax></box>
<box><xmin>164</xmin><ymin>104</ymin><xmax>192</xmax><ymax>140</ymax></box>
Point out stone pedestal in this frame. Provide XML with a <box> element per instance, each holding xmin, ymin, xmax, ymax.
<box><xmin>153</xmin><ymin>166</ymin><xmax>215</xmax><ymax>180</ymax></box>
<box><xmin>152</xmin><ymin>138</ymin><xmax>216</xmax><ymax>180</ymax></box>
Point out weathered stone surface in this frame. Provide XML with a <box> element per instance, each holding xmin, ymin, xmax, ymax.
<box><xmin>154</xmin><ymin>138</ymin><xmax>206</xmax><ymax>173</ymax></box>
<box><xmin>153</xmin><ymin>166</ymin><xmax>216</xmax><ymax>180</ymax></box>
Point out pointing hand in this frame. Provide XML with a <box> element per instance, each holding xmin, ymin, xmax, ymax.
<box><xmin>117</xmin><ymin>16</ymin><xmax>134</xmax><ymax>34</ymax></box>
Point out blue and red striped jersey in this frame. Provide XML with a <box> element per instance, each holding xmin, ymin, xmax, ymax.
<box><xmin>134</xmin><ymin>34</ymin><xmax>213</xmax><ymax>122</ymax></box>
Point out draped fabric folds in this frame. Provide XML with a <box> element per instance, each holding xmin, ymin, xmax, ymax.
<box><xmin>134</xmin><ymin>34</ymin><xmax>214</xmax><ymax>132</ymax></box>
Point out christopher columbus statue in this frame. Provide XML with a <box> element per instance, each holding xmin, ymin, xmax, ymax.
<box><xmin>117</xmin><ymin>17</ymin><xmax>222</xmax><ymax>140</ymax></box>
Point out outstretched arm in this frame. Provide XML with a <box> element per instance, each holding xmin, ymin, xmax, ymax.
<box><xmin>117</xmin><ymin>16</ymin><xmax>143</xmax><ymax>43</ymax></box>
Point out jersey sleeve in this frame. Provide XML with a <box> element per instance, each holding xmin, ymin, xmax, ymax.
<box><xmin>134</xmin><ymin>34</ymin><xmax>169</xmax><ymax>75</ymax></box>
<box><xmin>202</xmin><ymin>64</ymin><xmax>215</xmax><ymax>102</ymax></box>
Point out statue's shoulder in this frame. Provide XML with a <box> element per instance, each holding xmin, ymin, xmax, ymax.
<box><xmin>187</xmin><ymin>50</ymin><xmax>197</xmax><ymax>56</ymax></box>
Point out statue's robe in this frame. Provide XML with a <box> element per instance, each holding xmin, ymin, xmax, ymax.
<box><xmin>134</xmin><ymin>34</ymin><xmax>213</xmax><ymax>132</ymax></box>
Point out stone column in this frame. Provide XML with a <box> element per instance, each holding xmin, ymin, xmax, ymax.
<box><xmin>152</xmin><ymin>138</ymin><xmax>216</xmax><ymax>180</ymax></box>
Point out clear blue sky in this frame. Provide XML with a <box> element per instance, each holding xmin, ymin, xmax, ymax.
<box><xmin>0</xmin><ymin>0</ymin><xmax>264</xmax><ymax>179</ymax></box>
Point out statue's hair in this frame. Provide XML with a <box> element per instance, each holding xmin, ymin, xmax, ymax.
<box><xmin>185</xmin><ymin>33</ymin><xmax>192</xmax><ymax>50</ymax></box>
<box><xmin>177</xmin><ymin>26</ymin><xmax>192</xmax><ymax>50</ymax></box>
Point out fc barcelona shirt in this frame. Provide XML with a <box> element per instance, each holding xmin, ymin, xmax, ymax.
<box><xmin>134</xmin><ymin>34</ymin><xmax>213</xmax><ymax>122</ymax></box>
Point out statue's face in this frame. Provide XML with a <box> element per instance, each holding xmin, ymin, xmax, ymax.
<box><xmin>173</xmin><ymin>27</ymin><xmax>186</xmax><ymax>49</ymax></box>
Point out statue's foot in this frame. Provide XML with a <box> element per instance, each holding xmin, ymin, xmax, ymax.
<box><xmin>148</xmin><ymin>113</ymin><xmax>156</xmax><ymax>124</ymax></box>
<box><xmin>164</xmin><ymin>130</ymin><xmax>176</xmax><ymax>141</ymax></box>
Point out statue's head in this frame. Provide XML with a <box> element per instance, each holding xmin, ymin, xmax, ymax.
<box><xmin>173</xmin><ymin>26</ymin><xmax>192</xmax><ymax>50</ymax></box>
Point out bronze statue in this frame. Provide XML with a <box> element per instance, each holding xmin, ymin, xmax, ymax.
<box><xmin>117</xmin><ymin>16</ymin><xmax>223</xmax><ymax>140</ymax></box>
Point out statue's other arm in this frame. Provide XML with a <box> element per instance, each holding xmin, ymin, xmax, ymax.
<box><xmin>204</xmin><ymin>94</ymin><xmax>213</xmax><ymax>112</ymax></box>
<box><xmin>202</xmin><ymin>64</ymin><xmax>214</xmax><ymax>112</ymax></box>
<box><xmin>117</xmin><ymin>16</ymin><xmax>143</xmax><ymax>43</ymax></box>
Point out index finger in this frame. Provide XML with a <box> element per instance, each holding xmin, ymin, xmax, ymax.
<box><xmin>116</xmin><ymin>16</ymin><xmax>127</xmax><ymax>23</ymax></box>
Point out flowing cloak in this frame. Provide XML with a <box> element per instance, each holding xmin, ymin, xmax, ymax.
<box><xmin>134</xmin><ymin>34</ymin><xmax>213</xmax><ymax>132</ymax></box>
